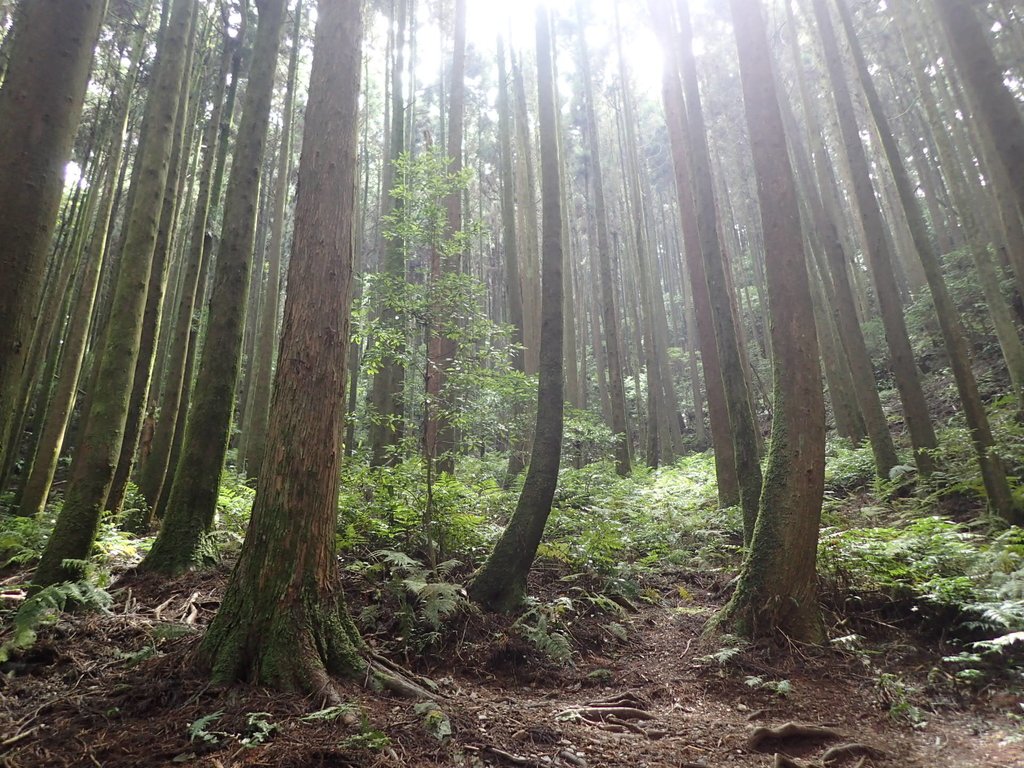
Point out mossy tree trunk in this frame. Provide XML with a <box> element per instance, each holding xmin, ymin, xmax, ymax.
<box><xmin>137</xmin><ymin>23</ymin><xmax>239</xmax><ymax>513</ymax></box>
<box><xmin>468</xmin><ymin>6</ymin><xmax>564</xmax><ymax>613</ymax></box>
<box><xmin>715</xmin><ymin>0</ymin><xmax>826</xmax><ymax>644</ymax></box>
<box><xmin>198</xmin><ymin>0</ymin><xmax>383</xmax><ymax>692</ymax></box>
<box><xmin>0</xmin><ymin>0</ymin><xmax>108</xmax><ymax>477</ymax></box>
<box><xmin>142</xmin><ymin>0</ymin><xmax>288</xmax><ymax>575</ymax></box>
<box><xmin>18</xmin><ymin>0</ymin><xmax>156</xmax><ymax>519</ymax></box>
<box><xmin>107</xmin><ymin>7</ymin><xmax>200</xmax><ymax>516</ymax></box>
<box><xmin>33</xmin><ymin>0</ymin><xmax>197</xmax><ymax>588</ymax></box>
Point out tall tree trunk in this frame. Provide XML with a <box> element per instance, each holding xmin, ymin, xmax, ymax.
<box><xmin>426</xmin><ymin>0</ymin><xmax>464</xmax><ymax>477</ymax></box>
<box><xmin>107</xmin><ymin>4</ymin><xmax>199</xmax><ymax>515</ymax></box>
<box><xmin>18</xmin><ymin>0</ymin><xmax>156</xmax><ymax>518</ymax></box>
<box><xmin>649</xmin><ymin>0</ymin><xmax>738</xmax><ymax>505</ymax></box>
<box><xmin>368</xmin><ymin>0</ymin><xmax>408</xmax><ymax>467</ymax></box>
<box><xmin>835</xmin><ymin>0</ymin><xmax>1019</xmax><ymax>522</ymax></box>
<box><xmin>468</xmin><ymin>7</ymin><xmax>564</xmax><ymax>613</ymax></box>
<box><xmin>197</xmin><ymin>0</ymin><xmax>382</xmax><ymax>694</ymax></box>
<box><xmin>137</xmin><ymin>23</ymin><xmax>241</xmax><ymax>514</ymax></box>
<box><xmin>34</xmin><ymin>0</ymin><xmax>197</xmax><ymax>588</ymax></box>
<box><xmin>245</xmin><ymin>0</ymin><xmax>304</xmax><ymax>480</ymax></box>
<box><xmin>716</xmin><ymin>0</ymin><xmax>826</xmax><ymax>644</ymax></box>
<box><xmin>676</xmin><ymin>0</ymin><xmax>762</xmax><ymax>543</ymax></box>
<box><xmin>808</xmin><ymin>0</ymin><xmax>938</xmax><ymax>474</ymax></box>
<box><xmin>932</xmin><ymin>0</ymin><xmax>1024</xmax><ymax>220</ymax></box>
<box><xmin>782</xmin><ymin>0</ymin><xmax>898</xmax><ymax>476</ymax></box>
<box><xmin>143</xmin><ymin>0</ymin><xmax>289</xmax><ymax>574</ymax></box>
<box><xmin>576</xmin><ymin>1</ymin><xmax>631</xmax><ymax>476</ymax></box>
<box><xmin>0</xmin><ymin>0</ymin><xmax>108</xmax><ymax>477</ymax></box>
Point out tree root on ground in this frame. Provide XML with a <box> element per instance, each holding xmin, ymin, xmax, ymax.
<box><xmin>556</xmin><ymin>691</ymin><xmax>665</xmax><ymax>739</ymax></box>
<box><xmin>821</xmin><ymin>742</ymin><xmax>886</xmax><ymax>764</ymax></box>
<box><xmin>365</xmin><ymin>651</ymin><xmax>440</xmax><ymax>700</ymax></box>
<box><xmin>747</xmin><ymin>722</ymin><xmax>843</xmax><ymax>750</ymax></box>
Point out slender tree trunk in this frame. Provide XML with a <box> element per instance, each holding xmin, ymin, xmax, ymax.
<box><xmin>137</xmin><ymin>25</ymin><xmax>240</xmax><ymax>513</ymax></box>
<box><xmin>676</xmin><ymin>0</ymin><xmax>762</xmax><ymax>542</ymax></box>
<box><xmin>245</xmin><ymin>0</ymin><xmax>303</xmax><ymax>480</ymax></box>
<box><xmin>368</xmin><ymin>0</ymin><xmax>408</xmax><ymax>467</ymax></box>
<box><xmin>649</xmin><ymin>0</ymin><xmax>738</xmax><ymax>505</ymax></box>
<box><xmin>18</xmin><ymin>1</ymin><xmax>156</xmax><ymax>518</ymax></box>
<box><xmin>0</xmin><ymin>0</ymin><xmax>108</xmax><ymax>475</ymax></box>
<box><xmin>932</xmin><ymin>0</ymin><xmax>1024</xmax><ymax>220</ymax></box>
<box><xmin>107</xmin><ymin>4</ymin><xmax>199</xmax><ymax>515</ymax></box>
<box><xmin>143</xmin><ymin>0</ymin><xmax>289</xmax><ymax>574</ymax></box>
<box><xmin>716</xmin><ymin>0</ymin><xmax>826</xmax><ymax>644</ymax></box>
<box><xmin>469</xmin><ymin>7</ymin><xmax>564</xmax><ymax>613</ymax></box>
<box><xmin>836</xmin><ymin>0</ymin><xmax>1019</xmax><ymax>522</ymax></box>
<box><xmin>34</xmin><ymin>0</ymin><xmax>197</xmax><ymax>588</ymax></box>
<box><xmin>576</xmin><ymin>2</ymin><xmax>631</xmax><ymax>476</ymax></box>
<box><xmin>808</xmin><ymin>0</ymin><xmax>938</xmax><ymax>474</ymax></box>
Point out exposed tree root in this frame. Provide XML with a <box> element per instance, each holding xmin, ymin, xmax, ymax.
<box><xmin>821</xmin><ymin>742</ymin><xmax>885</xmax><ymax>764</ymax></box>
<box><xmin>748</xmin><ymin>722</ymin><xmax>843</xmax><ymax>751</ymax></box>
<box><xmin>365</xmin><ymin>656</ymin><xmax>439</xmax><ymax>700</ymax></box>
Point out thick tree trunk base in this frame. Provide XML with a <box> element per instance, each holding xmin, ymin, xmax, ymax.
<box><xmin>198</xmin><ymin>584</ymin><xmax>435</xmax><ymax>700</ymax></box>
<box><xmin>140</xmin><ymin>523</ymin><xmax>218</xmax><ymax>576</ymax></box>
<box><xmin>707</xmin><ymin>579</ymin><xmax>826</xmax><ymax>647</ymax></box>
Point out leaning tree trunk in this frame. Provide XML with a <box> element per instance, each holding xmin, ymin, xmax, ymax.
<box><xmin>143</xmin><ymin>0</ymin><xmax>288</xmax><ymax>575</ymax></box>
<box><xmin>808</xmin><ymin>0</ymin><xmax>938</xmax><ymax>475</ymax></box>
<box><xmin>932</xmin><ymin>0</ymin><xmax>1024</xmax><ymax>219</ymax></box>
<box><xmin>0</xmin><ymin>0</ymin><xmax>108</xmax><ymax>477</ymax></box>
<box><xmin>468</xmin><ymin>6</ymin><xmax>564</xmax><ymax>613</ymax></box>
<box><xmin>197</xmin><ymin>0</ymin><xmax>426</xmax><ymax>698</ymax></box>
<box><xmin>33</xmin><ymin>0</ymin><xmax>197</xmax><ymax>588</ymax></box>
<box><xmin>715</xmin><ymin>0</ymin><xmax>826</xmax><ymax>644</ymax></box>
<box><xmin>835</xmin><ymin>0</ymin><xmax>1020</xmax><ymax>523</ymax></box>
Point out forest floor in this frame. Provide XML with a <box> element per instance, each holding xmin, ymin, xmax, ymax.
<box><xmin>1</xmin><ymin>557</ymin><xmax>1021</xmax><ymax>768</ymax></box>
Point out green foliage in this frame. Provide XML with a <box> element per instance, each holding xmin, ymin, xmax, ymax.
<box><xmin>875</xmin><ymin>673</ymin><xmax>927</xmax><ymax>726</ymax></box>
<box><xmin>337</xmin><ymin>457</ymin><xmax>503</xmax><ymax>560</ymax></box>
<box><xmin>823</xmin><ymin>438</ymin><xmax>880</xmax><ymax>494</ymax></box>
<box><xmin>348</xmin><ymin>549</ymin><xmax>469</xmax><ymax>655</ymax></box>
<box><xmin>187</xmin><ymin>711</ymin><xmax>225</xmax><ymax>745</ymax></box>
<box><xmin>0</xmin><ymin>512</ymin><xmax>53</xmax><ymax>567</ymax></box>
<box><xmin>511</xmin><ymin>597</ymin><xmax>574</xmax><ymax>665</ymax></box>
<box><xmin>744</xmin><ymin>676</ymin><xmax>793</xmax><ymax>697</ymax></box>
<box><xmin>240</xmin><ymin>712</ymin><xmax>278</xmax><ymax>748</ymax></box>
<box><xmin>213</xmin><ymin>469</ymin><xmax>256</xmax><ymax>551</ymax></box>
<box><xmin>300</xmin><ymin>704</ymin><xmax>359</xmax><ymax>723</ymax></box>
<box><xmin>0</xmin><ymin>579</ymin><xmax>113</xmax><ymax>663</ymax></box>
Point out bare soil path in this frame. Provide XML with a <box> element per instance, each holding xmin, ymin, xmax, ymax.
<box><xmin>1</xmin><ymin>564</ymin><xmax>1021</xmax><ymax>767</ymax></box>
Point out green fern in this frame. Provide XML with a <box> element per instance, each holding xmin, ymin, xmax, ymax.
<box><xmin>0</xmin><ymin>580</ymin><xmax>113</xmax><ymax>663</ymax></box>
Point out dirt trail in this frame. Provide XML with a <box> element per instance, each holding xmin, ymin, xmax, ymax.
<box><xmin>1</xmin><ymin>567</ymin><xmax>1021</xmax><ymax>767</ymax></box>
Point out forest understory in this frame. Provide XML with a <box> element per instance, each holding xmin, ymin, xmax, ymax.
<box><xmin>1</xmin><ymin>541</ymin><xmax>1021</xmax><ymax>768</ymax></box>
<box><xmin>4</xmin><ymin>0</ymin><xmax>1024</xmax><ymax>765</ymax></box>
<box><xmin>4</xmin><ymin>389</ymin><xmax>1024</xmax><ymax>768</ymax></box>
